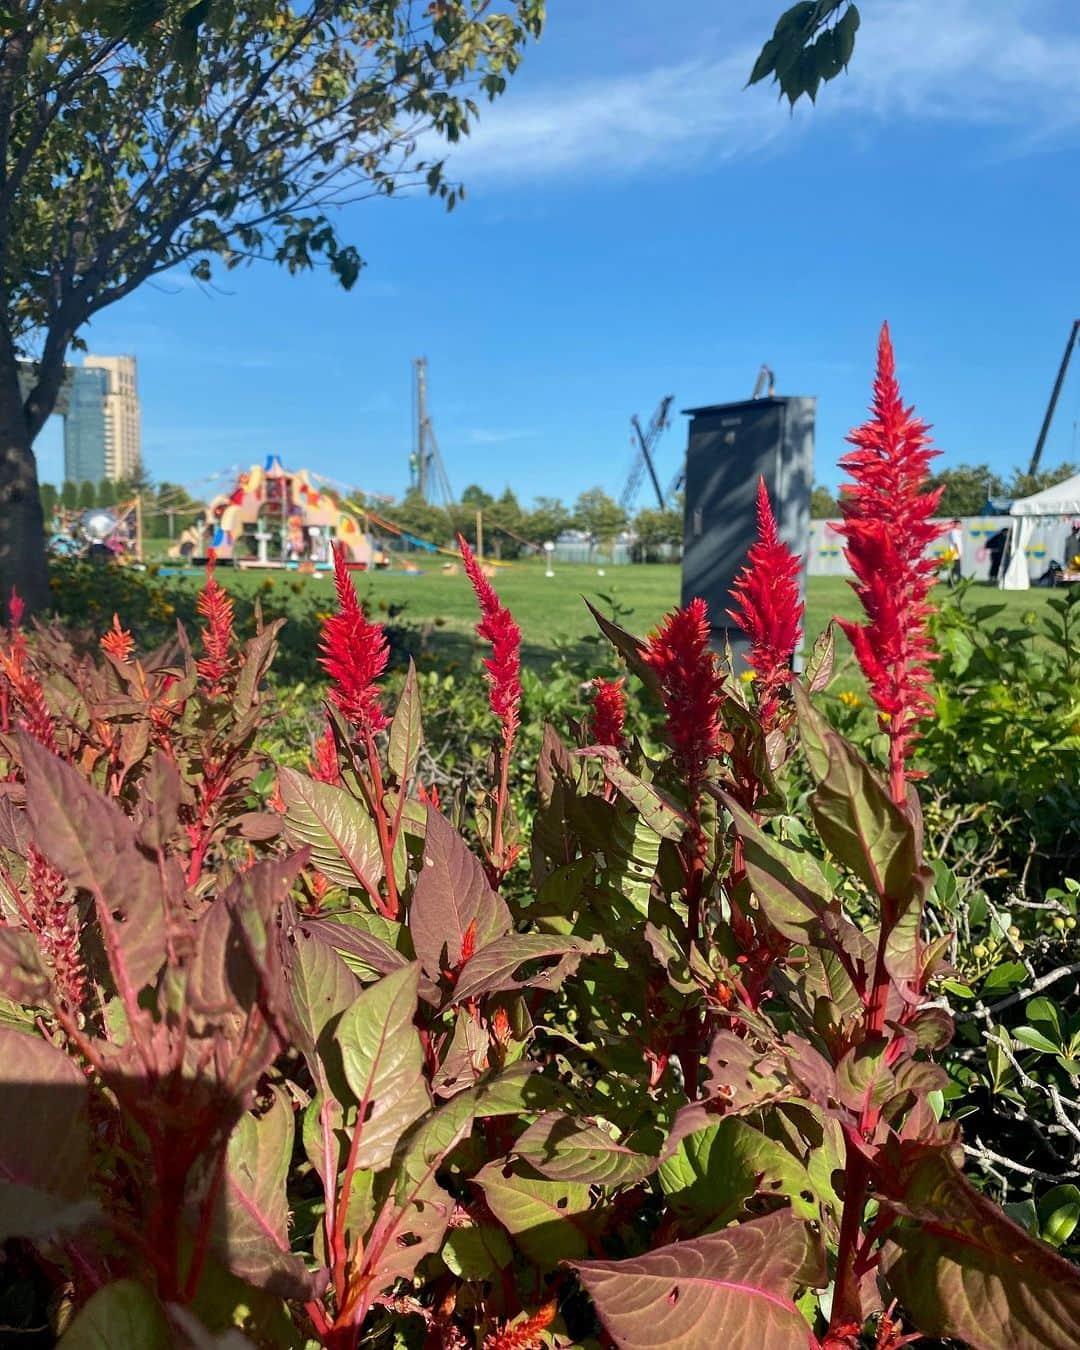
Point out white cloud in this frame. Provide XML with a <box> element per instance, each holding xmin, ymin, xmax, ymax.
<box><xmin>439</xmin><ymin>0</ymin><xmax>1080</xmax><ymax>181</ymax></box>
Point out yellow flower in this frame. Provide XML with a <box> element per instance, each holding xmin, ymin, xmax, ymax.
<box><xmin>838</xmin><ymin>690</ymin><xmax>861</xmax><ymax>709</ymax></box>
<box><xmin>739</xmin><ymin>669</ymin><xmax>756</xmax><ymax>684</ymax></box>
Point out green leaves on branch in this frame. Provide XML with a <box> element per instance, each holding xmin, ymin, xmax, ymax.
<box><xmin>749</xmin><ymin>1</ymin><xmax>861</xmax><ymax>107</ymax></box>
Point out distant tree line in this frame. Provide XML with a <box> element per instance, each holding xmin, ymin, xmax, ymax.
<box><xmin>40</xmin><ymin>478</ymin><xmax>207</xmax><ymax>540</ymax></box>
<box><xmin>811</xmin><ymin>461</ymin><xmax>1077</xmax><ymax>519</ymax></box>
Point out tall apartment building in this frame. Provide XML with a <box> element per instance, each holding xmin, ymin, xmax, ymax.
<box><xmin>63</xmin><ymin>354</ymin><xmax>141</xmax><ymax>485</ymax></box>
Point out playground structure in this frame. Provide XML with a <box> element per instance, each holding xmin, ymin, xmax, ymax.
<box><xmin>194</xmin><ymin>456</ymin><xmax>384</xmax><ymax>568</ymax></box>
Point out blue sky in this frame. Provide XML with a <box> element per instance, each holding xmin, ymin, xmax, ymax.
<box><xmin>35</xmin><ymin>0</ymin><xmax>1080</xmax><ymax>507</ymax></box>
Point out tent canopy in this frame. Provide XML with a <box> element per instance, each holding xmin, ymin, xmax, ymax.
<box><xmin>1009</xmin><ymin>472</ymin><xmax>1080</xmax><ymax>517</ymax></box>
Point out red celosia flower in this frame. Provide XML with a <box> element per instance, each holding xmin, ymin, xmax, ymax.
<box><xmin>837</xmin><ymin>323</ymin><xmax>944</xmax><ymax>801</ymax></box>
<box><xmin>642</xmin><ymin>597</ymin><xmax>726</xmax><ymax>788</ymax></box>
<box><xmin>483</xmin><ymin>1301</ymin><xmax>557</xmax><ymax>1350</ymax></box>
<box><xmin>309</xmin><ymin>720</ymin><xmax>341</xmax><ymax>784</ymax></box>
<box><xmin>100</xmin><ymin>613</ymin><xmax>135</xmax><ymax>664</ymax></box>
<box><xmin>27</xmin><ymin>844</ymin><xmax>85</xmax><ymax>1010</ymax></box>
<box><xmin>727</xmin><ymin>477</ymin><xmax>803</xmax><ymax>723</ymax></box>
<box><xmin>0</xmin><ymin>619</ymin><xmax>59</xmax><ymax>755</ymax></box>
<box><xmin>589</xmin><ymin>677</ymin><xmax>626</xmax><ymax>747</ymax></box>
<box><xmin>196</xmin><ymin>550</ymin><xmax>235</xmax><ymax>693</ymax></box>
<box><xmin>458</xmin><ymin>535</ymin><xmax>521</xmax><ymax>747</ymax></box>
<box><xmin>416</xmin><ymin>779</ymin><xmax>441</xmax><ymax>810</ymax></box>
<box><xmin>8</xmin><ymin>588</ymin><xmax>24</xmax><ymax>630</ymax></box>
<box><xmin>318</xmin><ymin>543</ymin><xmax>389</xmax><ymax>735</ymax></box>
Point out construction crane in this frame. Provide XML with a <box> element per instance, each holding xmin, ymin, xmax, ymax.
<box><xmin>1029</xmin><ymin>320</ymin><xmax>1079</xmax><ymax>477</ymax></box>
<box><xmin>409</xmin><ymin>357</ymin><xmax>455</xmax><ymax>508</ymax></box>
<box><xmin>620</xmin><ymin>394</ymin><xmax>674</xmax><ymax>513</ymax></box>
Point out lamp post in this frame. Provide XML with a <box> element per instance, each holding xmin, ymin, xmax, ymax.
<box><xmin>544</xmin><ymin>540</ymin><xmax>555</xmax><ymax>577</ymax></box>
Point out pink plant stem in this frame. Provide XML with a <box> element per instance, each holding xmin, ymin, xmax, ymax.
<box><xmin>363</xmin><ymin>730</ymin><xmax>399</xmax><ymax>919</ymax></box>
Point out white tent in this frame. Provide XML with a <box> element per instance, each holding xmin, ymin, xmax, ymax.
<box><xmin>1000</xmin><ymin>472</ymin><xmax>1080</xmax><ymax>590</ymax></box>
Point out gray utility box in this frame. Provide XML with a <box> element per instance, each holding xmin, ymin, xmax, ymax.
<box><xmin>680</xmin><ymin>395</ymin><xmax>815</xmax><ymax>663</ymax></box>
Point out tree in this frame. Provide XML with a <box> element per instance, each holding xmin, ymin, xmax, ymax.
<box><xmin>392</xmin><ymin>489</ymin><xmax>451</xmax><ymax>551</ymax></box>
<box><xmin>750</xmin><ymin>1</ymin><xmax>861</xmax><ymax>108</ymax></box>
<box><xmin>573</xmin><ymin>487</ymin><xmax>627</xmax><ymax>549</ymax></box>
<box><xmin>486</xmin><ymin>487</ymin><xmax>527</xmax><ymax>558</ymax></box>
<box><xmin>525</xmin><ymin>496</ymin><xmax>570</xmax><ymax>545</ymax></box>
<box><xmin>631</xmin><ymin>504</ymin><xmax>682</xmax><ymax>562</ymax></box>
<box><xmin>460</xmin><ymin>484</ymin><xmax>494</xmax><ymax>511</ymax></box>
<box><xmin>0</xmin><ymin>1</ymin><xmax>543</xmax><ymax>614</ymax></box>
<box><xmin>39</xmin><ymin>481</ymin><xmax>57</xmax><ymax>523</ymax></box>
<box><xmin>810</xmin><ymin>484</ymin><xmax>840</xmax><ymax>517</ymax></box>
<box><xmin>96</xmin><ymin>479</ymin><xmax>117</xmax><ymax>509</ymax></box>
<box><xmin>924</xmin><ymin>464</ymin><xmax>1004</xmax><ymax>517</ymax></box>
<box><xmin>77</xmin><ymin>481</ymin><xmax>96</xmax><ymax>510</ymax></box>
<box><xmin>1007</xmin><ymin>461</ymin><xmax>1078</xmax><ymax>502</ymax></box>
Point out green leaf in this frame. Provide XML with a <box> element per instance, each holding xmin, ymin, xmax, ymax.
<box><xmin>409</xmin><ymin>806</ymin><xmax>511</xmax><ymax>982</ymax></box>
<box><xmin>571</xmin><ymin>1211</ymin><xmax>825</xmax><ymax>1349</ymax></box>
<box><xmin>658</xmin><ymin>1119</ymin><xmax>820</xmax><ymax>1229</ymax></box>
<box><xmin>387</xmin><ymin>659</ymin><xmax>423</xmax><ymax>785</ymax></box>
<box><xmin>279</xmin><ymin>767</ymin><xmax>383</xmax><ymax>892</ymax></box>
<box><xmin>443</xmin><ymin>1222</ymin><xmax>513</xmax><ymax>1279</ymax></box>
<box><xmin>836</xmin><ymin>3</ymin><xmax>860</xmax><ymax>66</ymax></box>
<box><xmin>20</xmin><ymin>733</ymin><xmax>166</xmax><ymax>993</ymax></box>
<box><xmin>1039</xmin><ymin>1185</ymin><xmax>1080</xmax><ymax>1249</ymax></box>
<box><xmin>58</xmin><ymin>1280</ymin><xmax>170</xmax><ymax>1349</ymax></box>
<box><xmin>981</xmin><ymin>960</ymin><xmax>1027</xmax><ymax>996</ymax></box>
<box><xmin>215</xmin><ymin>1087</ymin><xmax>316</xmax><ymax>1299</ymax></box>
<box><xmin>514</xmin><ymin>1113</ymin><xmax>657</xmax><ymax>1187</ymax></box>
<box><xmin>881</xmin><ymin>1144</ymin><xmax>1080</xmax><ymax>1347</ymax></box>
<box><xmin>1012</xmin><ymin>1026</ymin><xmax>1061</xmax><ymax>1055</ymax></box>
<box><xmin>0</xmin><ymin>1027</ymin><xmax>91</xmax><ymax>1241</ymax></box>
<box><xmin>475</xmin><ymin>1161</ymin><xmax>593</xmax><ymax>1267</ymax></box>
<box><xmin>335</xmin><ymin>963</ymin><xmax>430</xmax><ymax>1170</ymax></box>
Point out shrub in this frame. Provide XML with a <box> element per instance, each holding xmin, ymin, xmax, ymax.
<box><xmin>1</xmin><ymin>328</ymin><xmax>1078</xmax><ymax>1349</ymax></box>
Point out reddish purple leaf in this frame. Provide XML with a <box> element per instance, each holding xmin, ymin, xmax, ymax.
<box><xmin>408</xmin><ymin>807</ymin><xmax>511</xmax><ymax>982</ymax></box>
<box><xmin>571</xmin><ymin>1210</ymin><xmax>824</xmax><ymax>1349</ymax></box>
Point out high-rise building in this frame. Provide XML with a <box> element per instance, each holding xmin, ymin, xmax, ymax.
<box><xmin>63</xmin><ymin>354</ymin><xmax>141</xmax><ymax>485</ymax></box>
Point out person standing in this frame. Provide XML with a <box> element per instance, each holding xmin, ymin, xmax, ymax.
<box><xmin>947</xmin><ymin>518</ymin><xmax>964</xmax><ymax>585</ymax></box>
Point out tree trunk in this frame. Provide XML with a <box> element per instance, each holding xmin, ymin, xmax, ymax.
<box><xmin>0</xmin><ymin>373</ymin><xmax>49</xmax><ymax>620</ymax></box>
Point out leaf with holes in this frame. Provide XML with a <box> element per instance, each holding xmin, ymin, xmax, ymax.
<box><xmin>214</xmin><ymin>1087</ymin><xmax>318</xmax><ymax>1299</ymax></box>
<box><xmin>476</xmin><ymin>1161</ymin><xmax>593</xmax><ymax>1267</ymax></box>
<box><xmin>451</xmin><ymin>933</ymin><xmax>603</xmax><ymax>1004</ymax></box>
<box><xmin>879</xmin><ymin>1144</ymin><xmax>1080</xmax><ymax>1349</ymax></box>
<box><xmin>657</xmin><ymin>1118</ymin><xmax>821</xmax><ymax>1230</ymax></box>
<box><xmin>514</xmin><ymin>1113</ymin><xmax>658</xmax><ymax>1188</ymax></box>
<box><xmin>570</xmin><ymin>1210</ymin><xmax>824</xmax><ymax>1349</ymax></box>
<box><xmin>409</xmin><ymin>807</ymin><xmax>512</xmax><ymax>982</ymax></box>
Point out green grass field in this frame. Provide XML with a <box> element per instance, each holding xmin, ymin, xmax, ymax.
<box><xmin>155</xmin><ymin>558</ymin><xmax>1060</xmax><ymax>673</ymax></box>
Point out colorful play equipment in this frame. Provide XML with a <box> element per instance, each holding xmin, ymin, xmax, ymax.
<box><xmin>203</xmin><ymin>456</ymin><xmax>384</xmax><ymax>568</ymax></box>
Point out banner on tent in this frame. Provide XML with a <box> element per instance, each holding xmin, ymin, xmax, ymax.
<box><xmin>806</xmin><ymin>517</ymin><xmax>1078</xmax><ymax>583</ymax></box>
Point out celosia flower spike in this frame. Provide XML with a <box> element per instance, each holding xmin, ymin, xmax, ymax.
<box><xmin>589</xmin><ymin>677</ymin><xmax>626</xmax><ymax>747</ymax></box>
<box><xmin>309</xmin><ymin>720</ymin><xmax>341</xmax><ymax>785</ymax></box>
<box><xmin>838</xmin><ymin>323</ymin><xmax>944</xmax><ymax>801</ymax></box>
<box><xmin>318</xmin><ymin>543</ymin><xmax>389</xmax><ymax>734</ymax></box>
<box><xmin>100</xmin><ymin>613</ymin><xmax>135</xmax><ymax>664</ymax></box>
<box><xmin>196</xmin><ymin>549</ymin><xmax>236</xmax><ymax>692</ymax></box>
<box><xmin>727</xmin><ymin>477</ymin><xmax>803</xmax><ymax>723</ymax></box>
<box><xmin>8</xmin><ymin>588</ymin><xmax>24</xmax><ymax>630</ymax></box>
<box><xmin>458</xmin><ymin>535</ymin><xmax>522</xmax><ymax>746</ymax></box>
<box><xmin>642</xmin><ymin>597</ymin><xmax>725</xmax><ymax>788</ymax></box>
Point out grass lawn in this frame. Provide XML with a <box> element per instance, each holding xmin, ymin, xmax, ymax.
<box><xmin>154</xmin><ymin>558</ymin><xmax>1062</xmax><ymax>673</ymax></box>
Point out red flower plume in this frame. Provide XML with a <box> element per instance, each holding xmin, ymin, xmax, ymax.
<box><xmin>727</xmin><ymin>477</ymin><xmax>803</xmax><ymax>722</ymax></box>
<box><xmin>838</xmin><ymin>323</ymin><xmax>944</xmax><ymax>800</ymax></box>
<box><xmin>589</xmin><ymin>677</ymin><xmax>626</xmax><ymax>747</ymax></box>
<box><xmin>309</xmin><ymin>720</ymin><xmax>341</xmax><ymax>785</ymax></box>
<box><xmin>196</xmin><ymin>550</ymin><xmax>235</xmax><ymax>693</ymax></box>
<box><xmin>100</xmin><ymin>613</ymin><xmax>135</xmax><ymax>665</ymax></box>
<box><xmin>642</xmin><ymin>597</ymin><xmax>725</xmax><ymax>788</ymax></box>
<box><xmin>459</xmin><ymin>535</ymin><xmax>522</xmax><ymax>747</ymax></box>
<box><xmin>318</xmin><ymin>543</ymin><xmax>389</xmax><ymax>735</ymax></box>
